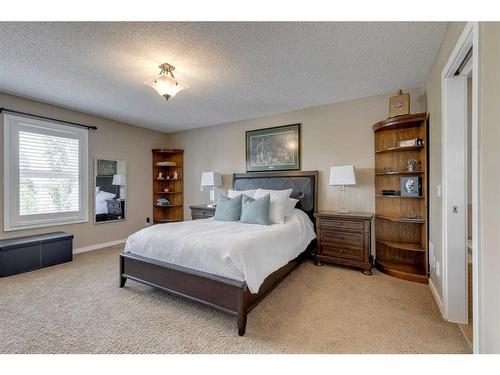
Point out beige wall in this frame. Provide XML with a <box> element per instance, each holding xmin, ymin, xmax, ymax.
<box><xmin>424</xmin><ymin>22</ymin><xmax>466</xmax><ymax>299</ymax></box>
<box><xmin>0</xmin><ymin>92</ymin><xmax>169</xmax><ymax>249</ymax></box>
<box><xmin>478</xmin><ymin>22</ymin><xmax>500</xmax><ymax>353</ymax></box>
<box><xmin>165</xmin><ymin>88</ymin><xmax>425</xmax><ymax>220</ymax></box>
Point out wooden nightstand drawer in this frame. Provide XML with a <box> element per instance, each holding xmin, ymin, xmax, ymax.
<box><xmin>192</xmin><ymin>213</ymin><xmax>211</xmax><ymax>220</ymax></box>
<box><xmin>319</xmin><ymin>218</ymin><xmax>365</xmax><ymax>231</ymax></box>
<box><xmin>321</xmin><ymin>244</ymin><xmax>364</xmax><ymax>261</ymax></box>
<box><xmin>189</xmin><ymin>205</ymin><xmax>216</xmax><ymax>220</ymax></box>
<box><xmin>314</xmin><ymin>211</ymin><xmax>373</xmax><ymax>275</ymax></box>
<box><xmin>320</xmin><ymin>229</ymin><xmax>364</xmax><ymax>247</ymax></box>
<box><xmin>106</xmin><ymin>199</ymin><xmax>124</xmax><ymax>218</ymax></box>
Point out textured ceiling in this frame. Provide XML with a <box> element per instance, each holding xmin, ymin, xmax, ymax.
<box><xmin>0</xmin><ymin>22</ymin><xmax>446</xmax><ymax>132</ymax></box>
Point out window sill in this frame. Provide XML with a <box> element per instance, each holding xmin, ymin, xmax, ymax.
<box><xmin>4</xmin><ymin>218</ymin><xmax>89</xmax><ymax>232</ymax></box>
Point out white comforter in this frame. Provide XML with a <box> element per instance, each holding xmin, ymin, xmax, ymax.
<box><xmin>124</xmin><ymin>209</ymin><xmax>316</xmax><ymax>293</ymax></box>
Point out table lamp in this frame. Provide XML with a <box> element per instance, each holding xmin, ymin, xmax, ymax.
<box><xmin>329</xmin><ymin>165</ymin><xmax>356</xmax><ymax>214</ymax></box>
<box><xmin>112</xmin><ymin>174</ymin><xmax>126</xmax><ymax>200</ymax></box>
<box><xmin>200</xmin><ymin>171</ymin><xmax>222</xmax><ymax>207</ymax></box>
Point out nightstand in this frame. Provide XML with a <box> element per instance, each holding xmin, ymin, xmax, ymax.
<box><xmin>106</xmin><ymin>199</ymin><xmax>125</xmax><ymax>220</ymax></box>
<box><xmin>189</xmin><ymin>204</ymin><xmax>216</xmax><ymax>220</ymax></box>
<box><xmin>314</xmin><ymin>211</ymin><xmax>373</xmax><ymax>275</ymax></box>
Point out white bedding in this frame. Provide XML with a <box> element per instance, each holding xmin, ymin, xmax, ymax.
<box><xmin>124</xmin><ymin>209</ymin><xmax>316</xmax><ymax>293</ymax></box>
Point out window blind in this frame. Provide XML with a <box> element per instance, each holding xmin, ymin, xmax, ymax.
<box><xmin>18</xmin><ymin>131</ymin><xmax>80</xmax><ymax>215</ymax></box>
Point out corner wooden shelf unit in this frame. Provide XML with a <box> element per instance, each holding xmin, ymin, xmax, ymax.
<box><xmin>372</xmin><ymin>113</ymin><xmax>429</xmax><ymax>284</ymax></box>
<box><xmin>152</xmin><ymin>149</ymin><xmax>184</xmax><ymax>224</ymax></box>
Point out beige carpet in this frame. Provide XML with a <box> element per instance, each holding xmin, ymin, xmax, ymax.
<box><xmin>0</xmin><ymin>246</ymin><xmax>470</xmax><ymax>354</ymax></box>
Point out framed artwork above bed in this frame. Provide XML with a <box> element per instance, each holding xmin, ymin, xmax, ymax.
<box><xmin>97</xmin><ymin>159</ymin><xmax>117</xmax><ymax>176</ymax></box>
<box><xmin>245</xmin><ymin>123</ymin><xmax>300</xmax><ymax>172</ymax></box>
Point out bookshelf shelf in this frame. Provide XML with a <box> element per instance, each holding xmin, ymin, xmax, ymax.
<box><xmin>152</xmin><ymin>149</ymin><xmax>184</xmax><ymax>224</ymax></box>
<box><xmin>373</xmin><ymin>113</ymin><xmax>429</xmax><ymax>284</ymax></box>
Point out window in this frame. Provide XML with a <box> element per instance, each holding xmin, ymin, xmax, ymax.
<box><xmin>3</xmin><ymin>113</ymin><xmax>88</xmax><ymax>230</ymax></box>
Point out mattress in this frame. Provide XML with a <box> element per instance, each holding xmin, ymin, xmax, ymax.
<box><xmin>124</xmin><ymin>209</ymin><xmax>316</xmax><ymax>293</ymax></box>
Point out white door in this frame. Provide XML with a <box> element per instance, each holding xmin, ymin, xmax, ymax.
<box><xmin>443</xmin><ymin>75</ymin><xmax>468</xmax><ymax>324</ymax></box>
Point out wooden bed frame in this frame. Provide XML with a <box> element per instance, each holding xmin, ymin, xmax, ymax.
<box><xmin>119</xmin><ymin>170</ymin><xmax>318</xmax><ymax>336</ymax></box>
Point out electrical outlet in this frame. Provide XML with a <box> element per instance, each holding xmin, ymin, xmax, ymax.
<box><xmin>435</xmin><ymin>261</ymin><xmax>441</xmax><ymax>277</ymax></box>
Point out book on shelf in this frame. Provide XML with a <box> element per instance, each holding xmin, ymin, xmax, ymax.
<box><xmin>401</xmin><ymin>215</ymin><xmax>424</xmax><ymax>222</ymax></box>
<box><xmin>398</xmin><ymin>138</ymin><xmax>424</xmax><ymax>147</ymax></box>
<box><xmin>156</xmin><ymin>198</ymin><xmax>171</xmax><ymax>206</ymax></box>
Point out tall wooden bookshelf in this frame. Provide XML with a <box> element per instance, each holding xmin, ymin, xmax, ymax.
<box><xmin>372</xmin><ymin>113</ymin><xmax>429</xmax><ymax>283</ymax></box>
<box><xmin>152</xmin><ymin>149</ymin><xmax>184</xmax><ymax>224</ymax></box>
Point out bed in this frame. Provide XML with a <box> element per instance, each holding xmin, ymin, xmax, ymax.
<box><xmin>119</xmin><ymin>170</ymin><xmax>318</xmax><ymax>335</ymax></box>
<box><xmin>95</xmin><ymin>176</ymin><xmax>117</xmax><ymax>222</ymax></box>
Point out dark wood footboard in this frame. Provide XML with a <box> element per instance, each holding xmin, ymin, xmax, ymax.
<box><xmin>119</xmin><ymin>246</ymin><xmax>310</xmax><ymax>336</ymax></box>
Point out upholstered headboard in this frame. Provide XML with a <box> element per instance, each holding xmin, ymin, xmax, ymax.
<box><xmin>96</xmin><ymin>175</ymin><xmax>118</xmax><ymax>197</ymax></box>
<box><xmin>232</xmin><ymin>171</ymin><xmax>318</xmax><ymax>222</ymax></box>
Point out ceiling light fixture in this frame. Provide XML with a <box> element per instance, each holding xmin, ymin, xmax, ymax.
<box><xmin>145</xmin><ymin>63</ymin><xmax>188</xmax><ymax>101</ymax></box>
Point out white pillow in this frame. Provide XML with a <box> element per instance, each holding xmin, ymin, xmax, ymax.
<box><xmin>95</xmin><ymin>190</ymin><xmax>116</xmax><ymax>215</ymax></box>
<box><xmin>285</xmin><ymin>198</ymin><xmax>299</xmax><ymax>217</ymax></box>
<box><xmin>227</xmin><ymin>189</ymin><xmax>257</xmax><ymax>199</ymax></box>
<box><xmin>254</xmin><ymin>188</ymin><xmax>292</xmax><ymax>224</ymax></box>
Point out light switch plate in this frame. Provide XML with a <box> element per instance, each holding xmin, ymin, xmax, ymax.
<box><xmin>429</xmin><ymin>242</ymin><xmax>435</xmax><ymax>271</ymax></box>
<box><xmin>437</xmin><ymin>184</ymin><xmax>442</xmax><ymax>198</ymax></box>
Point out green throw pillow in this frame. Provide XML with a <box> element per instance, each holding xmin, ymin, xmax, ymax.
<box><xmin>214</xmin><ymin>194</ymin><xmax>242</xmax><ymax>222</ymax></box>
<box><xmin>240</xmin><ymin>194</ymin><xmax>271</xmax><ymax>225</ymax></box>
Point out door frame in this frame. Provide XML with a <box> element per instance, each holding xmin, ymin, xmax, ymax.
<box><xmin>441</xmin><ymin>22</ymin><xmax>482</xmax><ymax>353</ymax></box>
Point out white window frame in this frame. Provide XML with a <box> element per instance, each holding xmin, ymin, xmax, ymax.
<box><xmin>3</xmin><ymin>113</ymin><xmax>89</xmax><ymax>231</ymax></box>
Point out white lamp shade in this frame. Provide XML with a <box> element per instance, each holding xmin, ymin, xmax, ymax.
<box><xmin>329</xmin><ymin>166</ymin><xmax>356</xmax><ymax>186</ymax></box>
<box><xmin>144</xmin><ymin>73</ymin><xmax>188</xmax><ymax>99</ymax></box>
<box><xmin>201</xmin><ymin>172</ymin><xmax>222</xmax><ymax>187</ymax></box>
<box><xmin>112</xmin><ymin>174</ymin><xmax>125</xmax><ymax>186</ymax></box>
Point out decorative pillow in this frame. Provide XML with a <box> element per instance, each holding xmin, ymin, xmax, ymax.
<box><xmin>240</xmin><ymin>194</ymin><xmax>271</xmax><ymax>225</ymax></box>
<box><xmin>285</xmin><ymin>198</ymin><xmax>299</xmax><ymax>217</ymax></box>
<box><xmin>95</xmin><ymin>190</ymin><xmax>116</xmax><ymax>215</ymax></box>
<box><xmin>214</xmin><ymin>194</ymin><xmax>242</xmax><ymax>222</ymax></box>
<box><xmin>227</xmin><ymin>189</ymin><xmax>257</xmax><ymax>199</ymax></box>
<box><xmin>254</xmin><ymin>188</ymin><xmax>292</xmax><ymax>224</ymax></box>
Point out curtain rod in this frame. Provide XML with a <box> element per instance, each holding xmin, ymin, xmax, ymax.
<box><xmin>0</xmin><ymin>108</ymin><xmax>98</xmax><ymax>130</ymax></box>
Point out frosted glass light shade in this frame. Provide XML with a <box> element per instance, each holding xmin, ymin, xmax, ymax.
<box><xmin>329</xmin><ymin>166</ymin><xmax>356</xmax><ymax>186</ymax></box>
<box><xmin>145</xmin><ymin>73</ymin><xmax>188</xmax><ymax>100</ymax></box>
<box><xmin>200</xmin><ymin>172</ymin><xmax>222</xmax><ymax>187</ymax></box>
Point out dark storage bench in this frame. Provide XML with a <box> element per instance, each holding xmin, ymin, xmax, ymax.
<box><xmin>0</xmin><ymin>232</ymin><xmax>73</xmax><ymax>277</ymax></box>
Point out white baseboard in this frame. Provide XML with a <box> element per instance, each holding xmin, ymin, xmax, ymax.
<box><xmin>73</xmin><ymin>239</ymin><xmax>126</xmax><ymax>254</ymax></box>
<box><xmin>429</xmin><ymin>278</ymin><xmax>445</xmax><ymax>319</ymax></box>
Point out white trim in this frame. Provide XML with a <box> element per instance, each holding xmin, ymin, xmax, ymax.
<box><xmin>3</xmin><ymin>113</ymin><xmax>89</xmax><ymax>231</ymax></box>
<box><xmin>429</xmin><ymin>278</ymin><xmax>445</xmax><ymax>318</ymax></box>
<box><xmin>470</xmin><ymin>22</ymin><xmax>483</xmax><ymax>355</ymax></box>
<box><xmin>73</xmin><ymin>239</ymin><xmax>126</xmax><ymax>254</ymax></box>
<box><xmin>440</xmin><ymin>22</ymin><xmax>482</xmax><ymax>353</ymax></box>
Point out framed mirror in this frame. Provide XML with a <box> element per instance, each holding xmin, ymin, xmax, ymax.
<box><xmin>94</xmin><ymin>158</ymin><xmax>127</xmax><ymax>224</ymax></box>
